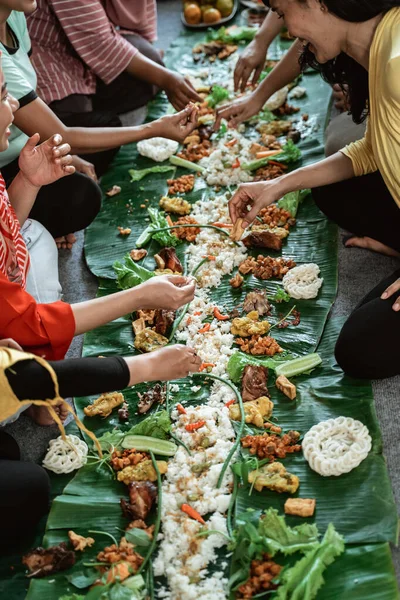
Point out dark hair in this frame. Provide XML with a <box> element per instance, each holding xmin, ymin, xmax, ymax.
<box><xmin>265</xmin><ymin>0</ymin><xmax>400</xmax><ymax>123</ymax></box>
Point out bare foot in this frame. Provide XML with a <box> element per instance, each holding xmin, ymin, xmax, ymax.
<box><xmin>55</xmin><ymin>233</ymin><xmax>77</xmax><ymax>250</ymax></box>
<box><xmin>345</xmin><ymin>236</ymin><xmax>400</xmax><ymax>258</ymax></box>
<box><xmin>26</xmin><ymin>405</ymin><xmax>55</xmax><ymax>426</ymax></box>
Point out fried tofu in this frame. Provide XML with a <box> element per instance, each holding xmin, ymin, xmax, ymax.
<box><xmin>284</xmin><ymin>498</ymin><xmax>316</xmax><ymax>517</ymax></box>
<box><xmin>276</xmin><ymin>375</ymin><xmax>297</xmax><ymax>400</ymax></box>
<box><xmin>84</xmin><ymin>392</ymin><xmax>125</xmax><ymax>418</ymax></box>
<box><xmin>229</xmin><ymin>396</ymin><xmax>274</xmax><ymax>428</ymax></box>
<box><xmin>248</xmin><ymin>461</ymin><xmax>299</xmax><ymax>494</ymax></box>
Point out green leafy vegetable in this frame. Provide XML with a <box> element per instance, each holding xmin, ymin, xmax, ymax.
<box><xmin>277</xmin><ymin>189</ymin><xmax>309</xmax><ymax>217</ymax></box>
<box><xmin>148</xmin><ymin>207</ymin><xmax>182</xmax><ymax>247</ymax></box>
<box><xmin>258</xmin><ymin>509</ymin><xmax>320</xmax><ymax>556</ymax></box>
<box><xmin>109</xmin><ymin>583</ymin><xmax>143</xmax><ymax>600</ymax></box>
<box><xmin>214</xmin><ymin>120</ymin><xmax>228</xmax><ymax>140</ymax></box>
<box><xmin>276</xmin><ymin>523</ymin><xmax>345</xmax><ymax>600</ymax></box>
<box><xmin>95</xmin><ymin>429</ymin><xmax>126</xmax><ymax>451</ymax></box>
<box><xmin>242</xmin><ymin>139</ymin><xmax>302</xmax><ymax>171</ymax></box>
<box><xmin>125</xmin><ymin>528</ymin><xmax>152</xmax><ymax>551</ymax></box>
<box><xmin>113</xmin><ymin>254</ymin><xmax>155</xmax><ymax>290</ymax></box>
<box><xmin>271</xmin><ymin>288</ymin><xmax>291</xmax><ymax>303</ymax></box>
<box><xmin>65</xmin><ymin>569</ymin><xmax>99</xmax><ymax>589</ymax></box>
<box><xmin>250</xmin><ymin>106</ymin><xmax>277</xmax><ymax>123</ymax></box>
<box><xmin>206</xmin><ymin>85</ymin><xmax>230</xmax><ymax>108</ymax></box>
<box><xmin>206</xmin><ymin>26</ymin><xmax>257</xmax><ymax>44</ymax></box>
<box><xmin>227</xmin><ymin>351</ymin><xmax>290</xmax><ymax>383</ymax></box>
<box><xmin>128</xmin><ymin>410</ymin><xmax>171</xmax><ymax>440</ymax></box>
<box><xmin>128</xmin><ymin>165</ymin><xmax>176</xmax><ymax>182</ymax></box>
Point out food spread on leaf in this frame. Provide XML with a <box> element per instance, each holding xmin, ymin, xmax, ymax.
<box><xmin>84</xmin><ymin>392</ymin><xmax>125</xmax><ymax>418</ymax></box>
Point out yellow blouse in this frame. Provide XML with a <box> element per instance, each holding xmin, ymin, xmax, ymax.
<box><xmin>340</xmin><ymin>8</ymin><xmax>400</xmax><ymax>208</ymax></box>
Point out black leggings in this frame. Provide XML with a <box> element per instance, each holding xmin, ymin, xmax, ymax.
<box><xmin>1</xmin><ymin>162</ymin><xmax>102</xmax><ymax>239</ymax></box>
<box><xmin>312</xmin><ymin>172</ymin><xmax>400</xmax><ymax>379</ymax></box>
<box><xmin>0</xmin><ymin>355</ymin><xmax>130</xmax><ymax>545</ymax></box>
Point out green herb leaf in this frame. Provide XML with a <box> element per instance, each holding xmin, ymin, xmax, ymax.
<box><xmin>205</xmin><ymin>85</ymin><xmax>230</xmax><ymax>108</ymax></box>
<box><xmin>271</xmin><ymin>288</ymin><xmax>291</xmax><ymax>303</ymax></box>
<box><xmin>127</xmin><ymin>410</ymin><xmax>171</xmax><ymax>440</ymax></box>
<box><xmin>275</xmin><ymin>523</ymin><xmax>345</xmax><ymax>600</ymax></box>
<box><xmin>65</xmin><ymin>568</ymin><xmax>99</xmax><ymax>589</ymax></box>
<box><xmin>109</xmin><ymin>582</ymin><xmax>141</xmax><ymax>600</ymax></box>
<box><xmin>128</xmin><ymin>165</ymin><xmax>176</xmax><ymax>182</ymax></box>
<box><xmin>206</xmin><ymin>26</ymin><xmax>257</xmax><ymax>43</ymax></box>
<box><xmin>125</xmin><ymin>528</ymin><xmax>152</xmax><ymax>550</ymax></box>
<box><xmin>271</xmin><ymin>139</ymin><xmax>302</xmax><ymax>164</ymax></box>
<box><xmin>95</xmin><ymin>429</ymin><xmax>126</xmax><ymax>451</ymax></box>
<box><xmin>148</xmin><ymin>207</ymin><xmax>182</xmax><ymax>247</ymax></box>
<box><xmin>113</xmin><ymin>254</ymin><xmax>155</xmax><ymax>290</ymax></box>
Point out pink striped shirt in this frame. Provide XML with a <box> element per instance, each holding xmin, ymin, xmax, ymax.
<box><xmin>27</xmin><ymin>0</ymin><xmax>156</xmax><ymax>105</ymax></box>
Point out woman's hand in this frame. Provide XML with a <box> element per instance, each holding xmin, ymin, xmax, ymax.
<box><xmin>229</xmin><ymin>180</ymin><xmax>283</xmax><ymax>227</ymax></box>
<box><xmin>381</xmin><ymin>278</ymin><xmax>400</xmax><ymax>311</ymax></box>
<box><xmin>18</xmin><ymin>133</ymin><xmax>75</xmax><ymax>188</ymax></box>
<box><xmin>214</xmin><ymin>93</ymin><xmax>264</xmax><ymax>131</ymax></box>
<box><xmin>71</xmin><ymin>155</ymin><xmax>98</xmax><ymax>182</ymax></box>
<box><xmin>234</xmin><ymin>39</ymin><xmax>268</xmax><ymax>92</ymax></box>
<box><xmin>152</xmin><ymin>104</ymin><xmax>199</xmax><ymax>142</ymax></box>
<box><xmin>0</xmin><ymin>338</ymin><xmax>23</xmax><ymax>351</ymax></box>
<box><xmin>129</xmin><ymin>345</ymin><xmax>202</xmax><ymax>385</ymax></box>
<box><xmin>136</xmin><ymin>275</ymin><xmax>196</xmax><ymax>310</ymax></box>
<box><xmin>163</xmin><ymin>72</ymin><xmax>201</xmax><ymax>111</ymax></box>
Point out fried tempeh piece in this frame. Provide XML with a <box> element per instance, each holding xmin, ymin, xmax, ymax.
<box><xmin>230</xmin><ymin>217</ymin><xmax>245</xmax><ymax>242</ymax></box>
<box><xmin>276</xmin><ymin>375</ymin><xmax>297</xmax><ymax>400</ymax></box>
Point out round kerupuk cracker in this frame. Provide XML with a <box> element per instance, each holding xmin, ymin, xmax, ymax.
<box><xmin>302</xmin><ymin>416</ymin><xmax>372</xmax><ymax>477</ymax></box>
<box><xmin>42</xmin><ymin>434</ymin><xmax>88</xmax><ymax>475</ymax></box>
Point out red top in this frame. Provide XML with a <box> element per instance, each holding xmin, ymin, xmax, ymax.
<box><xmin>0</xmin><ymin>173</ymin><xmax>75</xmax><ymax>360</ymax></box>
<box><xmin>27</xmin><ymin>0</ymin><xmax>149</xmax><ymax>104</ymax></box>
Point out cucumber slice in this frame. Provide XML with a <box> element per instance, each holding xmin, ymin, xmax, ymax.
<box><xmin>275</xmin><ymin>353</ymin><xmax>322</xmax><ymax>378</ymax></box>
<box><xmin>169</xmin><ymin>155</ymin><xmax>205</xmax><ymax>174</ymax></box>
<box><xmin>122</xmin><ymin>435</ymin><xmax>177</xmax><ymax>456</ymax></box>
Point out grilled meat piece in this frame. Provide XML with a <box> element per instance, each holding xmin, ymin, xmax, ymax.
<box><xmin>241</xmin><ymin>365</ymin><xmax>269</xmax><ymax>402</ymax></box>
<box><xmin>121</xmin><ymin>481</ymin><xmax>157</xmax><ymax>521</ymax></box>
<box><xmin>137</xmin><ymin>383</ymin><xmax>165</xmax><ymax>414</ymax></box>
<box><xmin>243</xmin><ymin>291</ymin><xmax>271</xmax><ymax>316</ymax></box>
<box><xmin>242</xmin><ymin>231</ymin><xmax>282</xmax><ymax>251</ymax></box>
<box><xmin>154</xmin><ymin>309</ymin><xmax>175</xmax><ymax>336</ymax></box>
<box><xmin>158</xmin><ymin>247</ymin><xmax>183</xmax><ymax>274</ymax></box>
<box><xmin>229</xmin><ymin>273</ymin><xmax>244</xmax><ymax>288</ymax></box>
<box><xmin>22</xmin><ymin>543</ymin><xmax>75</xmax><ymax>578</ymax></box>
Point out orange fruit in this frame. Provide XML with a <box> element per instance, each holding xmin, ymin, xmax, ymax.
<box><xmin>184</xmin><ymin>3</ymin><xmax>202</xmax><ymax>24</ymax></box>
<box><xmin>203</xmin><ymin>7</ymin><xmax>222</xmax><ymax>23</ymax></box>
<box><xmin>216</xmin><ymin>0</ymin><xmax>233</xmax><ymax>17</ymax></box>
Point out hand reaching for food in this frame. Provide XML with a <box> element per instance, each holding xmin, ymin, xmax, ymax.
<box><xmin>152</xmin><ymin>104</ymin><xmax>199</xmax><ymax>143</ymax></box>
<box><xmin>228</xmin><ymin>181</ymin><xmax>282</xmax><ymax>229</ymax></box>
<box><xmin>234</xmin><ymin>39</ymin><xmax>268</xmax><ymax>92</ymax></box>
<box><xmin>132</xmin><ymin>345</ymin><xmax>202</xmax><ymax>384</ymax></box>
<box><xmin>164</xmin><ymin>72</ymin><xmax>201</xmax><ymax>111</ymax></box>
<box><xmin>214</xmin><ymin>94</ymin><xmax>263</xmax><ymax>131</ymax></box>
<box><xmin>136</xmin><ymin>275</ymin><xmax>197</xmax><ymax>310</ymax></box>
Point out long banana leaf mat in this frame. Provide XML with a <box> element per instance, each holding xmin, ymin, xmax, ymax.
<box><xmin>2</xmin><ymin>23</ymin><xmax>398</xmax><ymax>600</ymax></box>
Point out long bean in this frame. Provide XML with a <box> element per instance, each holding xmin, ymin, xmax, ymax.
<box><xmin>137</xmin><ymin>451</ymin><xmax>162</xmax><ymax>575</ymax></box>
<box><xmin>192</xmin><ymin>373</ymin><xmax>245</xmax><ymax>488</ymax></box>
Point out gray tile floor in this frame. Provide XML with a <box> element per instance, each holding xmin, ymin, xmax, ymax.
<box><xmin>7</xmin><ymin>0</ymin><xmax>399</xmax><ymax>581</ymax></box>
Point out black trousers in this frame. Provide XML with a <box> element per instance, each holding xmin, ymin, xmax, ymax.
<box><xmin>49</xmin><ymin>32</ymin><xmax>164</xmax><ymax>177</ymax></box>
<box><xmin>1</xmin><ymin>162</ymin><xmax>102</xmax><ymax>239</ymax></box>
<box><xmin>312</xmin><ymin>172</ymin><xmax>400</xmax><ymax>379</ymax></box>
<box><xmin>0</xmin><ymin>355</ymin><xmax>129</xmax><ymax>545</ymax></box>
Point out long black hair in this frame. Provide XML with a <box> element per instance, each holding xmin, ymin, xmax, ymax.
<box><xmin>263</xmin><ymin>0</ymin><xmax>400</xmax><ymax>123</ymax></box>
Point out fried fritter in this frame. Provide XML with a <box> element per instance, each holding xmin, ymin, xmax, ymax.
<box><xmin>230</xmin><ymin>273</ymin><xmax>244</xmax><ymax>288</ymax></box>
<box><xmin>84</xmin><ymin>392</ymin><xmax>125</xmax><ymax>418</ymax></box>
<box><xmin>248</xmin><ymin>461</ymin><xmax>299</xmax><ymax>493</ymax></box>
<box><xmin>117</xmin><ymin>460</ymin><xmax>168</xmax><ymax>484</ymax></box>
<box><xmin>231</xmin><ymin>311</ymin><xmax>270</xmax><ymax>337</ymax></box>
<box><xmin>97</xmin><ymin>537</ymin><xmax>143</xmax><ymax>572</ymax></box>
<box><xmin>68</xmin><ymin>531</ymin><xmax>95</xmax><ymax>552</ymax></box>
<box><xmin>229</xmin><ymin>396</ymin><xmax>274</xmax><ymax>428</ymax></box>
<box><xmin>134</xmin><ymin>328</ymin><xmax>169</xmax><ymax>353</ymax></box>
<box><xmin>284</xmin><ymin>498</ymin><xmax>316</xmax><ymax>517</ymax></box>
<box><xmin>159</xmin><ymin>196</ymin><xmax>191</xmax><ymax>216</ymax></box>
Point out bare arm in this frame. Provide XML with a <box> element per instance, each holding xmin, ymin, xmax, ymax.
<box><xmin>229</xmin><ymin>152</ymin><xmax>355</xmax><ymax>226</ymax></box>
<box><xmin>234</xmin><ymin>10</ymin><xmax>284</xmax><ymax>92</ymax></box>
<box><xmin>71</xmin><ymin>275</ymin><xmax>196</xmax><ymax>336</ymax></box>
<box><xmin>215</xmin><ymin>39</ymin><xmax>303</xmax><ymax>129</ymax></box>
<box><xmin>7</xmin><ymin>172</ymin><xmax>39</xmax><ymax>226</ymax></box>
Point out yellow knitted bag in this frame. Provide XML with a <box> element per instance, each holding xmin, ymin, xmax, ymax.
<box><xmin>0</xmin><ymin>347</ymin><xmax>102</xmax><ymax>457</ymax></box>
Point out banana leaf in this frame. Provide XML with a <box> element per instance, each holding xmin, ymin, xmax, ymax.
<box><xmin>84</xmin><ymin>30</ymin><xmax>333</xmax><ymax>280</ymax></box>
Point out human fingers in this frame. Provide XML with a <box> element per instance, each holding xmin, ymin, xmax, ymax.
<box><xmin>182</xmin><ymin>77</ymin><xmax>202</xmax><ymax>102</ymax></box>
<box><xmin>24</xmin><ymin>132</ymin><xmax>40</xmax><ymax>151</ymax></box>
<box><xmin>0</xmin><ymin>338</ymin><xmax>23</xmax><ymax>350</ymax></box>
<box><xmin>48</xmin><ymin>133</ymin><xmax>63</xmax><ymax>148</ymax></box>
<box><xmin>53</xmin><ymin>142</ymin><xmax>71</xmax><ymax>158</ymax></box>
<box><xmin>242</xmin><ymin>200</ymin><xmax>264</xmax><ymax>228</ymax></box>
<box><xmin>381</xmin><ymin>278</ymin><xmax>400</xmax><ymax>311</ymax></box>
<box><xmin>228</xmin><ymin>186</ymin><xmax>251</xmax><ymax>223</ymax></box>
<box><xmin>251</xmin><ymin>63</ymin><xmax>264</xmax><ymax>86</ymax></box>
<box><xmin>56</xmin><ymin>154</ymin><xmax>73</xmax><ymax>167</ymax></box>
<box><xmin>239</xmin><ymin>65</ymin><xmax>253</xmax><ymax>92</ymax></box>
<box><xmin>60</xmin><ymin>165</ymin><xmax>75</xmax><ymax>176</ymax></box>
<box><xmin>215</xmin><ymin>102</ymin><xmax>236</xmax><ymax>129</ymax></box>
<box><xmin>234</xmin><ymin>58</ymin><xmax>246</xmax><ymax>92</ymax></box>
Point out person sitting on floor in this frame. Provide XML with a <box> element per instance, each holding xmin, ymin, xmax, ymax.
<box><xmin>227</xmin><ymin>0</ymin><xmax>400</xmax><ymax>380</ymax></box>
<box><xmin>0</xmin><ymin>336</ymin><xmax>201</xmax><ymax>548</ymax></box>
<box><xmin>0</xmin><ymin>2</ymin><xmax>198</xmax><ymax>249</ymax></box>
